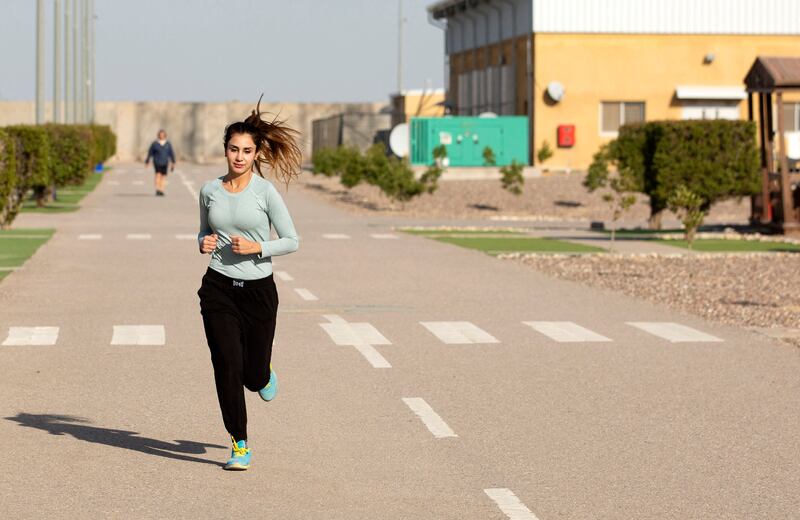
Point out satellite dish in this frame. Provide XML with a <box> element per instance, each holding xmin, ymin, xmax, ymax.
<box><xmin>546</xmin><ymin>81</ymin><xmax>565</xmax><ymax>103</ymax></box>
<box><xmin>478</xmin><ymin>112</ymin><xmax>498</xmax><ymax>118</ymax></box>
<box><xmin>389</xmin><ymin>123</ymin><xmax>409</xmax><ymax>157</ymax></box>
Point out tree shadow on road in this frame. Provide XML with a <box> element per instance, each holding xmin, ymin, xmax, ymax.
<box><xmin>6</xmin><ymin>413</ymin><xmax>225</xmax><ymax>467</ymax></box>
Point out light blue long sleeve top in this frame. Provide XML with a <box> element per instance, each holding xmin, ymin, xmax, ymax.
<box><xmin>198</xmin><ymin>174</ymin><xmax>299</xmax><ymax>280</ymax></box>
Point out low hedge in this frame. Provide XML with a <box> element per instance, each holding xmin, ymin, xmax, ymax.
<box><xmin>0</xmin><ymin>124</ymin><xmax>117</xmax><ymax>227</ymax></box>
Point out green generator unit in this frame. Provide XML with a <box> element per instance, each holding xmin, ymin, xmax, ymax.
<box><xmin>409</xmin><ymin>116</ymin><xmax>529</xmax><ymax>167</ymax></box>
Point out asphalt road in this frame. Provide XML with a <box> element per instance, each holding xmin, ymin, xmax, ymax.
<box><xmin>1</xmin><ymin>164</ymin><xmax>797</xmax><ymax>519</ymax></box>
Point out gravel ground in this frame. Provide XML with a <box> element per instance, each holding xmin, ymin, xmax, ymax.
<box><xmin>298</xmin><ymin>170</ymin><xmax>750</xmax><ymax>223</ymax></box>
<box><xmin>506</xmin><ymin>253</ymin><xmax>800</xmax><ymax>347</ymax></box>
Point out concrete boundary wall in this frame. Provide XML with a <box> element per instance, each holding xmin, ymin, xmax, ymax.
<box><xmin>0</xmin><ymin>101</ymin><xmax>387</xmax><ymax>163</ymax></box>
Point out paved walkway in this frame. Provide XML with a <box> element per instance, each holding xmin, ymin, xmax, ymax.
<box><xmin>1</xmin><ymin>163</ymin><xmax>798</xmax><ymax>519</ymax></box>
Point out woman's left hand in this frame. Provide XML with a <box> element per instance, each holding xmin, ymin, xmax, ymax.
<box><xmin>230</xmin><ymin>236</ymin><xmax>262</xmax><ymax>255</ymax></box>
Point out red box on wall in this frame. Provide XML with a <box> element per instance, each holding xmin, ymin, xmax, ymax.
<box><xmin>557</xmin><ymin>124</ymin><xmax>575</xmax><ymax>148</ymax></box>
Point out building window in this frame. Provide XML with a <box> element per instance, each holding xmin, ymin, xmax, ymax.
<box><xmin>782</xmin><ymin>102</ymin><xmax>800</xmax><ymax>132</ymax></box>
<box><xmin>601</xmin><ymin>101</ymin><xmax>645</xmax><ymax>134</ymax></box>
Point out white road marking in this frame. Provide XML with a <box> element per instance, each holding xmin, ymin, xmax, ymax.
<box><xmin>2</xmin><ymin>327</ymin><xmax>59</xmax><ymax>346</ymax></box>
<box><xmin>176</xmin><ymin>169</ymin><xmax>198</xmax><ymax>199</ymax></box>
<box><xmin>294</xmin><ymin>288</ymin><xmax>319</xmax><ymax>301</ymax></box>
<box><xmin>420</xmin><ymin>321</ymin><xmax>499</xmax><ymax>344</ymax></box>
<box><xmin>275</xmin><ymin>270</ymin><xmax>294</xmax><ymax>282</ymax></box>
<box><xmin>322</xmin><ymin>233</ymin><xmax>350</xmax><ymax>240</ymax></box>
<box><xmin>126</xmin><ymin>233</ymin><xmax>151</xmax><ymax>240</ymax></box>
<box><xmin>401</xmin><ymin>398</ymin><xmax>457</xmax><ymax>438</ymax></box>
<box><xmin>78</xmin><ymin>234</ymin><xmax>103</xmax><ymax>240</ymax></box>
<box><xmin>132</xmin><ymin>180</ymin><xmax>144</xmax><ymax>186</ymax></box>
<box><xmin>627</xmin><ymin>322</ymin><xmax>723</xmax><ymax>343</ymax></box>
<box><xmin>484</xmin><ymin>488</ymin><xmax>540</xmax><ymax>520</ymax></box>
<box><xmin>524</xmin><ymin>321</ymin><xmax>612</xmax><ymax>342</ymax></box>
<box><xmin>174</xmin><ymin>234</ymin><xmax>196</xmax><ymax>240</ymax></box>
<box><xmin>111</xmin><ymin>325</ymin><xmax>165</xmax><ymax>346</ymax></box>
<box><xmin>319</xmin><ymin>315</ymin><xmax>391</xmax><ymax>368</ymax></box>
<box><xmin>370</xmin><ymin>233</ymin><xmax>398</xmax><ymax>239</ymax></box>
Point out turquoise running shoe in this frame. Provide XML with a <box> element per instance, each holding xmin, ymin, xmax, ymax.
<box><xmin>258</xmin><ymin>365</ymin><xmax>277</xmax><ymax>402</ymax></box>
<box><xmin>223</xmin><ymin>437</ymin><xmax>251</xmax><ymax>471</ymax></box>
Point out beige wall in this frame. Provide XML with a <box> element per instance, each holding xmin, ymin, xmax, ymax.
<box><xmin>0</xmin><ymin>101</ymin><xmax>386</xmax><ymax>163</ymax></box>
<box><xmin>534</xmin><ymin>33</ymin><xmax>800</xmax><ymax>170</ymax></box>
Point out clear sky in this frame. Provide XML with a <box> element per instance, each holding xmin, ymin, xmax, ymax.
<box><xmin>0</xmin><ymin>0</ymin><xmax>445</xmax><ymax>103</ymax></box>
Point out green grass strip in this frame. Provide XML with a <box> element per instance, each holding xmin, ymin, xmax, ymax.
<box><xmin>401</xmin><ymin>228</ymin><xmax>526</xmax><ymax>236</ymax></box>
<box><xmin>0</xmin><ymin>228</ymin><xmax>55</xmax><ymax>280</ymax></box>
<box><xmin>21</xmin><ymin>172</ymin><xmax>103</xmax><ymax>213</ymax></box>
<box><xmin>657</xmin><ymin>239</ymin><xmax>800</xmax><ymax>252</ymax></box>
<box><xmin>434</xmin><ymin>236</ymin><xmax>604</xmax><ymax>254</ymax></box>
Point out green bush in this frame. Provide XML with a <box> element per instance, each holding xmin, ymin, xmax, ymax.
<box><xmin>668</xmin><ymin>184</ymin><xmax>705</xmax><ymax>248</ymax></box>
<box><xmin>87</xmin><ymin>124</ymin><xmax>116</xmax><ymax>166</ymax></box>
<box><xmin>6</xmin><ymin>125</ymin><xmax>52</xmax><ymax>208</ymax></box>
<box><xmin>0</xmin><ymin>129</ymin><xmax>18</xmax><ymax>228</ymax></box>
<box><xmin>45</xmin><ymin>124</ymin><xmax>92</xmax><ymax>187</ymax></box>
<box><xmin>587</xmin><ymin>120</ymin><xmax>759</xmax><ymax>228</ymax></box>
<box><xmin>500</xmin><ymin>160</ymin><xmax>525</xmax><ymax>195</ymax></box>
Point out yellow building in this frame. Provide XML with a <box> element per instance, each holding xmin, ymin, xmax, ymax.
<box><xmin>390</xmin><ymin>88</ymin><xmax>447</xmax><ymax>127</ymax></box>
<box><xmin>428</xmin><ymin>0</ymin><xmax>800</xmax><ymax>171</ymax></box>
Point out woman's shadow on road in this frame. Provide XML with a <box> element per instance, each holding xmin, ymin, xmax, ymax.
<box><xmin>6</xmin><ymin>413</ymin><xmax>225</xmax><ymax>467</ymax></box>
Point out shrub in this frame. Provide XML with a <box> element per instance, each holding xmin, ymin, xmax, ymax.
<box><xmin>45</xmin><ymin>124</ymin><xmax>92</xmax><ymax>187</ymax></box>
<box><xmin>668</xmin><ymin>185</ymin><xmax>705</xmax><ymax>248</ymax></box>
<box><xmin>6</xmin><ymin>125</ymin><xmax>52</xmax><ymax>208</ymax></box>
<box><xmin>500</xmin><ymin>160</ymin><xmax>524</xmax><ymax>195</ymax></box>
<box><xmin>536</xmin><ymin>140</ymin><xmax>554</xmax><ymax>164</ymax></box>
<box><xmin>0</xmin><ymin>129</ymin><xmax>18</xmax><ymax>228</ymax></box>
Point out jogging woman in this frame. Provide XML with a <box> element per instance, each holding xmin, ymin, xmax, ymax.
<box><xmin>197</xmin><ymin>100</ymin><xmax>302</xmax><ymax>470</ymax></box>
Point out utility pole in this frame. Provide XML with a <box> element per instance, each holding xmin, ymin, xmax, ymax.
<box><xmin>89</xmin><ymin>0</ymin><xmax>94</xmax><ymax>123</ymax></box>
<box><xmin>65</xmin><ymin>0</ymin><xmax>72</xmax><ymax>123</ymax></box>
<box><xmin>397</xmin><ymin>0</ymin><xmax>403</xmax><ymax>94</ymax></box>
<box><xmin>54</xmin><ymin>0</ymin><xmax>62</xmax><ymax>123</ymax></box>
<box><xmin>36</xmin><ymin>0</ymin><xmax>45</xmax><ymax>124</ymax></box>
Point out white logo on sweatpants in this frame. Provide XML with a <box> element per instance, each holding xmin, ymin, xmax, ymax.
<box><xmin>232</xmin><ymin>280</ymin><xmax>244</xmax><ymax>288</ymax></box>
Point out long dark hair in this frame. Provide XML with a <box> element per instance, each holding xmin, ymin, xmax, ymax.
<box><xmin>224</xmin><ymin>95</ymin><xmax>302</xmax><ymax>186</ymax></box>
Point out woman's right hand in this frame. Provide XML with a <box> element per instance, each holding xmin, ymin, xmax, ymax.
<box><xmin>200</xmin><ymin>233</ymin><xmax>218</xmax><ymax>254</ymax></box>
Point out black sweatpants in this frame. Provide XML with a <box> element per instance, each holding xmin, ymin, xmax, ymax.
<box><xmin>197</xmin><ymin>267</ymin><xmax>278</xmax><ymax>441</ymax></box>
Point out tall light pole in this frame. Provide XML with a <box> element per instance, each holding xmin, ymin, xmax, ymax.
<box><xmin>54</xmin><ymin>0</ymin><xmax>62</xmax><ymax>123</ymax></box>
<box><xmin>83</xmin><ymin>0</ymin><xmax>89</xmax><ymax>123</ymax></box>
<box><xmin>73</xmin><ymin>0</ymin><xmax>81</xmax><ymax>123</ymax></box>
<box><xmin>36</xmin><ymin>0</ymin><xmax>45</xmax><ymax>124</ymax></box>
<box><xmin>88</xmin><ymin>0</ymin><xmax>94</xmax><ymax>123</ymax></box>
<box><xmin>65</xmin><ymin>0</ymin><xmax>72</xmax><ymax>123</ymax></box>
<box><xmin>397</xmin><ymin>0</ymin><xmax>403</xmax><ymax>94</ymax></box>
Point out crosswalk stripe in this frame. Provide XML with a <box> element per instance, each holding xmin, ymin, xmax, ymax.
<box><xmin>322</xmin><ymin>233</ymin><xmax>350</xmax><ymax>240</ymax></box>
<box><xmin>126</xmin><ymin>234</ymin><xmax>151</xmax><ymax>240</ymax></box>
<box><xmin>402</xmin><ymin>398</ymin><xmax>457</xmax><ymax>438</ymax></box>
<box><xmin>626</xmin><ymin>322</ymin><xmax>723</xmax><ymax>343</ymax></box>
<box><xmin>420</xmin><ymin>321</ymin><xmax>499</xmax><ymax>344</ymax></box>
<box><xmin>2</xmin><ymin>327</ymin><xmax>59</xmax><ymax>346</ymax></box>
<box><xmin>370</xmin><ymin>233</ymin><xmax>398</xmax><ymax>239</ymax></box>
<box><xmin>294</xmin><ymin>288</ymin><xmax>319</xmax><ymax>301</ymax></box>
<box><xmin>111</xmin><ymin>325</ymin><xmax>165</xmax><ymax>345</ymax></box>
<box><xmin>174</xmin><ymin>234</ymin><xmax>196</xmax><ymax>240</ymax></box>
<box><xmin>275</xmin><ymin>271</ymin><xmax>294</xmax><ymax>282</ymax></box>
<box><xmin>78</xmin><ymin>234</ymin><xmax>102</xmax><ymax>240</ymax></box>
<box><xmin>484</xmin><ymin>488</ymin><xmax>540</xmax><ymax>520</ymax></box>
<box><xmin>524</xmin><ymin>321</ymin><xmax>612</xmax><ymax>342</ymax></box>
<box><xmin>320</xmin><ymin>320</ymin><xmax>391</xmax><ymax>346</ymax></box>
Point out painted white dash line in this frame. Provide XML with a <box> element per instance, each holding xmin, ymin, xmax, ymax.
<box><xmin>484</xmin><ymin>488</ymin><xmax>540</xmax><ymax>520</ymax></box>
<box><xmin>175</xmin><ymin>234</ymin><xmax>196</xmax><ymax>240</ymax></box>
<box><xmin>626</xmin><ymin>322</ymin><xmax>723</xmax><ymax>343</ymax></box>
<box><xmin>294</xmin><ymin>288</ymin><xmax>319</xmax><ymax>301</ymax></box>
<box><xmin>275</xmin><ymin>270</ymin><xmax>294</xmax><ymax>282</ymax></box>
<box><xmin>524</xmin><ymin>321</ymin><xmax>612</xmax><ymax>343</ymax></box>
<box><xmin>322</xmin><ymin>233</ymin><xmax>350</xmax><ymax>240</ymax></box>
<box><xmin>176</xmin><ymin>169</ymin><xmax>198</xmax><ymax>199</ymax></box>
<box><xmin>402</xmin><ymin>398</ymin><xmax>457</xmax><ymax>438</ymax></box>
<box><xmin>352</xmin><ymin>344</ymin><xmax>392</xmax><ymax>368</ymax></box>
<box><xmin>370</xmin><ymin>233</ymin><xmax>398</xmax><ymax>239</ymax></box>
<box><xmin>126</xmin><ymin>233</ymin><xmax>152</xmax><ymax>240</ymax></box>
<box><xmin>78</xmin><ymin>234</ymin><xmax>103</xmax><ymax>240</ymax></box>
<box><xmin>111</xmin><ymin>325</ymin><xmax>165</xmax><ymax>346</ymax></box>
<box><xmin>2</xmin><ymin>327</ymin><xmax>60</xmax><ymax>346</ymax></box>
<box><xmin>421</xmin><ymin>321</ymin><xmax>499</xmax><ymax>344</ymax></box>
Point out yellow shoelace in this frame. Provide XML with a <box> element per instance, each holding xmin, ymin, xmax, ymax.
<box><xmin>231</xmin><ymin>436</ymin><xmax>250</xmax><ymax>457</ymax></box>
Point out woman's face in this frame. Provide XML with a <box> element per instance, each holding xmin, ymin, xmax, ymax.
<box><xmin>226</xmin><ymin>133</ymin><xmax>257</xmax><ymax>175</ymax></box>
